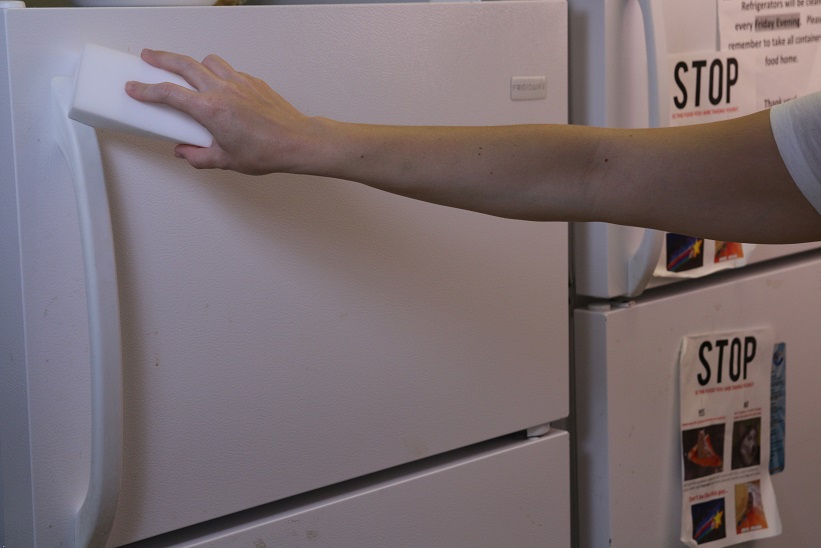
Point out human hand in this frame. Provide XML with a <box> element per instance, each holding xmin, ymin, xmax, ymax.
<box><xmin>125</xmin><ymin>49</ymin><xmax>323</xmax><ymax>175</ymax></box>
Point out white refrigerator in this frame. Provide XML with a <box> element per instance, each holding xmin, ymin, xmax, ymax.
<box><xmin>569</xmin><ymin>0</ymin><xmax>821</xmax><ymax>544</ymax></box>
<box><xmin>0</xmin><ymin>2</ymin><xmax>571</xmax><ymax>546</ymax></box>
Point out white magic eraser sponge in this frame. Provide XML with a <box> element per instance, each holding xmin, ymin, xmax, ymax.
<box><xmin>69</xmin><ymin>44</ymin><xmax>213</xmax><ymax>147</ymax></box>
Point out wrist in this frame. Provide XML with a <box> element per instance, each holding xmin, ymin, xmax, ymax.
<box><xmin>289</xmin><ymin>116</ymin><xmax>346</xmax><ymax>177</ymax></box>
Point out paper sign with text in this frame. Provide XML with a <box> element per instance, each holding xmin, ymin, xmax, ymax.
<box><xmin>718</xmin><ymin>0</ymin><xmax>821</xmax><ymax>106</ymax></box>
<box><xmin>680</xmin><ymin>327</ymin><xmax>781</xmax><ymax>546</ymax></box>
<box><xmin>668</xmin><ymin>51</ymin><xmax>757</xmax><ymax>126</ymax></box>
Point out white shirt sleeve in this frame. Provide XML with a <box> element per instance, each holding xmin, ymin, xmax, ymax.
<box><xmin>769</xmin><ymin>92</ymin><xmax>821</xmax><ymax>216</ymax></box>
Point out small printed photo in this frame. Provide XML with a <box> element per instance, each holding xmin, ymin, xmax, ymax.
<box><xmin>683</xmin><ymin>424</ymin><xmax>725</xmax><ymax>480</ymax></box>
<box><xmin>735</xmin><ymin>480</ymin><xmax>768</xmax><ymax>534</ymax></box>
<box><xmin>732</xmin><ymin>417</ymin><xmax>761</xmax><ymax>470</ymax></box>
<box><xmin>666</xmin><ymin>233</ymin><xmax>705</xmax><ymax>272</ymax></box>
<box><xmin>715</xmin><ymin>241</ymin><xmax>744</xmax><ymax>263</ymax></box>
<box><xmin>691</xmin><ymin>497</ymin><xmax>727</xmax><ymax>545</ymax></box>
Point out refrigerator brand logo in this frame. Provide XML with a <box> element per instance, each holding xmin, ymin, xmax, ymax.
<box><xmin>672</xmin><ymin>57</ymin><xmax>739</xmax><ymax>109</ymax></box>
<box><xmin>697</xmin><ymin>336</ymin><xmax>757</xmax><ymax>386</ymax></box>
<box><xmin>510</xmin><ymin>76</ymin><xmax>547</xmax><ymax>101</ymax></box>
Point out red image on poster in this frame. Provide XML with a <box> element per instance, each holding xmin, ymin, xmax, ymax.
<box><xmin>715</xmin><ymin>241</ymin><xmax>744</xmax><ymax>263</ymax></box>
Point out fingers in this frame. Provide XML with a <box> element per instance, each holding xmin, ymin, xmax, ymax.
<box><xmin>174</xmin><ymin>143</ymin><xmax>229</xmax><ymax>171</ymax></box>
<box><xmin>125</xmin><ymin>80</ymin><xmax>199</xmax><ymax>116</ymax></box>
<box><xmin>125</xmin><ymin>49</ymin><xmax>210</xmax><ymax>116</ymax></box>
<box><xmin>126</xmin><ymin>49</ymin><xmax>247</xmax><ymax>122</ymax></box>
<box><xmin>201</xmin><ymin>53</ymin><xmax>245</xmax><ymax>84</ymax></box>
<box><xmin>139</xmin><ymin>48</ymin><xmax>216</xmax><ymax>90</ymax></box>
<box><xmin>141</xmin><ymin>49</ymin><xmax>246</xmax><ymax>88</ymax></box>
<box><xmin>125</xmin><ymin>50</ymin><xmax>232</xmax><ymax>124</ymax></box>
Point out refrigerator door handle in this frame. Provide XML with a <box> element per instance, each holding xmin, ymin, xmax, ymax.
<box><xmin>52</xmin><ymin>76</ymin><xmax>123</xmax><ymax>548</ymax></box>
<box><xmin>626</xmin><ymin>228</ymin><xmax>664</xmax><ymax>297</ymax></box>
<box><xmin>637</xmin><ymin>0</ymin><xmax>669</xmax><ymax>129</ymax></box>
<box><xmin>622</xmin><ymin>0</ymin><xmax>668</xmax><ymax>297</ymax></box>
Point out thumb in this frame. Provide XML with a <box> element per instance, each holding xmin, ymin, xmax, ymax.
<box><xmin>174</xmin><ymin>144</ymin><xmax>226</xmax><ymax>170</ymax></box>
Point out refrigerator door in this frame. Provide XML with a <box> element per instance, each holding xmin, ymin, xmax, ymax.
<box><xmin>0</xmin><ymin>3</ymin><xmax>568</xmax><ymax>546</ymax></box>
<box><xmin>574</xmin><ymin>252</ymin><xmax>821</xmax><ymax>547</ymax></box>
<box><xmin>569</xmin><ymin>0</ymin><xmax>821</xmax><ymax>298</ymax></box>
<box><xmin>128</xmin><ymin>432</ymin><xmax>570</xmax><ymax>547</ymax></box>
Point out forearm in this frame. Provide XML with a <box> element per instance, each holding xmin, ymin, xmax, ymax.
<box><xmin>592</xmin><ymin>111</ymin><xmax>821</xmax><ymax>243</ymax></box>
<box><xmin>304</xmin><ymin>115</ymin><xmax>821</xmax><ymax>243</ymax></box>
<box><xmin>303</xmin><ymin>119</ymin><xmax>604</xmax><ymax>222</ymax></box>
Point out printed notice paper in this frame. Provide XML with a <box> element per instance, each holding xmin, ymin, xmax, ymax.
<box><xmin>680</xmin><ymin>328</ymin><xmax>781</xmax><ymax>546</ymax></box>
<box><xmin>667</xmin><ymin>51</ymin><xmax>757</xmax><ymax>126</ymax></box>
<box><xmin>718</xmin><ymin>0</ymin><xmax>821</xmax><ymax>107</ymax></box>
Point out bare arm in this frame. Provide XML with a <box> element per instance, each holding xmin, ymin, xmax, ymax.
<box><xmin>125</xmin><ymin>49</ymin><xmax>821</xmax><ymax>244</ymax></box>
<box><xmin>588</xmin><ymin>113</ymin><xmax>821</xmax><ymax>243</ymax></box>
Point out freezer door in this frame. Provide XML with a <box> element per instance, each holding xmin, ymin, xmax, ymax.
<box><xmin>575</xmin><ymin>252</ymin><xmax>821</xmax><ymax>547</ymax></box>
<box><xmin>129</xmin><ymin>432</ymin><xmax>570</xmax><ymax>548</ymax></box>
<box><xmin>0</xmin><ymin>3</ymin><xmax>568</xmax><ymax>546</ymax></box>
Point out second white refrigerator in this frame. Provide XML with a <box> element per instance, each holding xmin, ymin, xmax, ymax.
<box><xmin>569</xmin><ymin>0</ymin><xmax>821</xmax><ymax>544</ymax></box>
